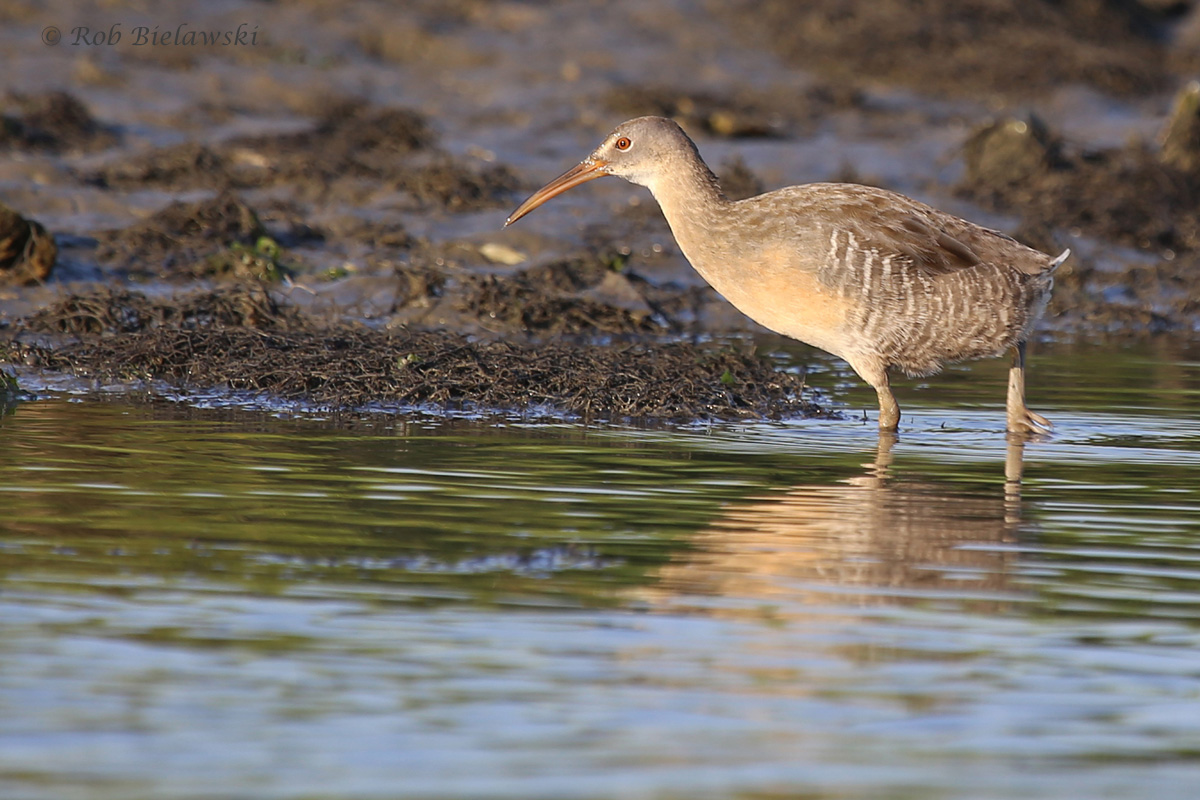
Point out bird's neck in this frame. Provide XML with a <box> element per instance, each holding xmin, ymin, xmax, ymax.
<box><xmin>646</xmin><ymin>153</ymin><xmax>726</xmax><ymax>225</ymax></box>
<box><xmin>646</xmin><ymin>154</ymin><xmax>736</xmax><ymax>277</ymax></box>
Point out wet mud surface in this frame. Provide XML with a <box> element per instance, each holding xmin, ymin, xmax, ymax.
<box><xmin>2</xmin><ymin>0</ymin><xmax>1198</xmax><ymax>417</ymax></box>
<box><xmin>722</xmin><ymin>0</ymin><xmax>1177</xmax><ymax>99</ymax></box>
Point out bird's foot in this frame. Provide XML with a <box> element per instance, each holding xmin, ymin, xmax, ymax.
<box><xmin>1007</xmin><ymin>406</ymin><xmax>1052</xmax><ymax>435</ymax></box>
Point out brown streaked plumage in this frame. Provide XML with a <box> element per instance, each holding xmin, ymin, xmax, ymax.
<box><xmin>506</xmin><ymin>116</ymin><xmax>1067</xmax><ymax>433</ymax></box>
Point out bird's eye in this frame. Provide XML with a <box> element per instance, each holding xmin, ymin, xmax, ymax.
<box><xmin>615</xmin><ymin>136</ymin><xmax>631</xmax><ymax>151</ymax></box>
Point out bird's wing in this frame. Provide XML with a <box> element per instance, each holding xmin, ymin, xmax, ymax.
<box><xmin>787</xmin><ymin>184</ymin><xmax>1049</xmax><ymax>276</ymax></box>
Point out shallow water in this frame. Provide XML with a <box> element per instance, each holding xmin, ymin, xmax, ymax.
<box><xmin>2</xmin><ymin>341</ymin><xmax>1200</xmax><ymax>799</ymax></box>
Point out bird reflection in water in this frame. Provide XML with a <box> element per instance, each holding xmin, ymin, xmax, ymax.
<box><xmin>643</xmin><ymin>434</ymin><xmax>1031</xmax><ymax>613</ymax></box>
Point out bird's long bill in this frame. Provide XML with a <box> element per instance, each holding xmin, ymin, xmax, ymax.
<box><xmin>504</xmin><ymin>159</ymin><xmax>609</xmax><ymax>226</ymax></box>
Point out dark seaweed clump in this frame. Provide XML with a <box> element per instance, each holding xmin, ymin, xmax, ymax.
<box><xmin>84</xmin><ymin>101</ymin><xmax>521</xmax><ymax>212</ymax></box>
<box><xmin>956</xmin><ymin>109</ymin><xmax>1200</xmax><ymax>334</ymax></box>
<box><xmin>0</xmin><ymin>203</ymin><xmax>57</xmax><ymax>286</ymax></box>
<box><xmin>959</xmin><ymin>117</ymin><xmax>1200</xmax><ymax>254</ymax></box>
<box><xmin>456</xmin><ymin>256</ymin><xmax>662</xmax><ymax>336</ymax></box>
<box><xmin>7</xmin><ymin>289</ymin><xmax>823</xmax><ymax>422</ymax></box>
<box><xmin>1</xmin><ymin>91</ymin><xmax>116</xmax><ymax>152</ymax></box>
<box><xmin>24</xmin><ymin>285</ymin><xmax>298</xmax><ymax>335</ymax></box>
<box><xmin>94</xmin><ymin>193</ymin><xmax>276</xmax><ymax>278</ymax></box>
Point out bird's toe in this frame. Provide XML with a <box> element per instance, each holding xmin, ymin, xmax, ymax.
<box><xmin>1008</xmin><ymin>407</ymin><xmax>1053</xmax><ymax>435</ymax></box>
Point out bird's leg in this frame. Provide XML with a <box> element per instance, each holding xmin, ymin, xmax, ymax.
<box><xmin>876</xmin><ymin>383</ymin><xmax>900</xmax><ymax>431</ymax></box>
<box><xmin>1006</xmin><ymin>341</ymin><xmax>1052</xmax><ymax>434</ymax></box>
<box><xmin>848</xmin><ymin>355</ymin><xmax>900</xmax><ymax>431</ymax></box>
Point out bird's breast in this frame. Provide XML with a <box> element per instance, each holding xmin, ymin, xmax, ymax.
<box><xmin>685</xmin><ymin>243</ymin><xmax>855</xmax><ymax>359</ymax></box>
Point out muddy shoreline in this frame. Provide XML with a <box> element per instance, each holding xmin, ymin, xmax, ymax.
<box><xmin>2</xmin><ymin>0</ymin><xmax>1199</xmax><ymax>420</ymax></box>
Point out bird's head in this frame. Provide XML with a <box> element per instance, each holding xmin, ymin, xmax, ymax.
<box><xmin>505</xmin><ymin>116</ymin><xmax>694</xmax><ymax>226</ymax></box>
